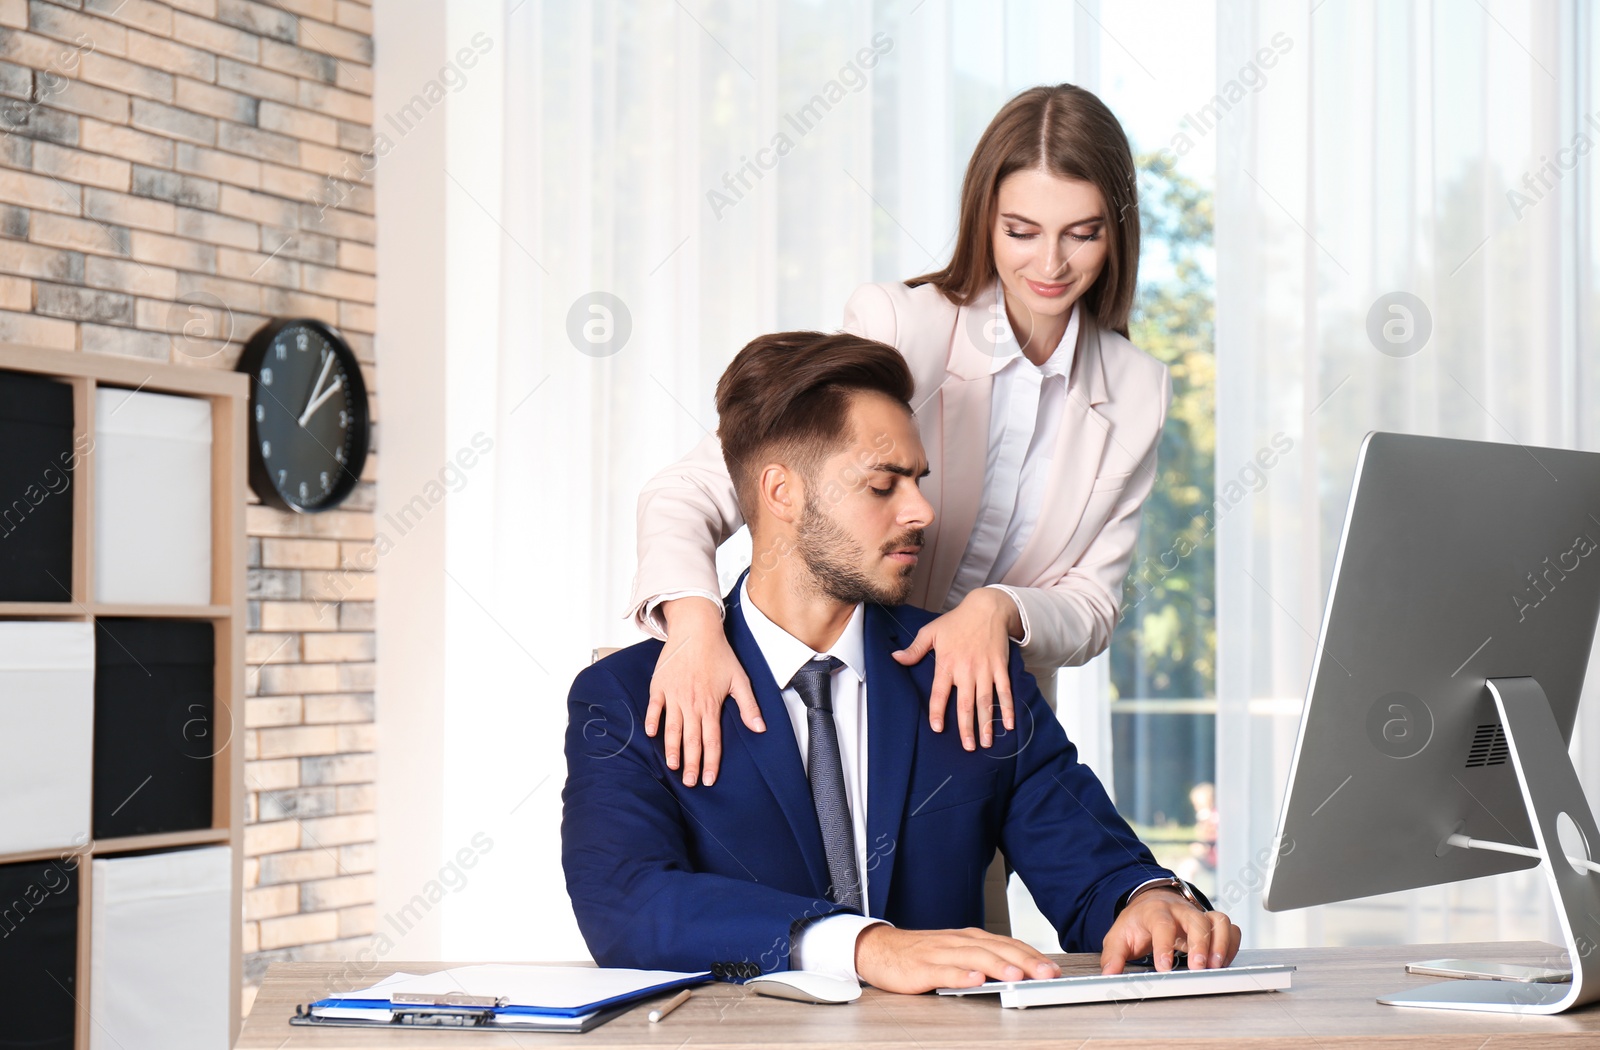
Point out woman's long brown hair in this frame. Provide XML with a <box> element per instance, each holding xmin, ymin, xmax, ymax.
<box><xmin>908</xmin><ymin>84</ymin><xmax>1139</xmax><ymax>337</ymax></box>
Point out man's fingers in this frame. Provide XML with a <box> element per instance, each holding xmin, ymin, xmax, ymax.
<box><xmin>947</xmin><ymin>946</ymin><xmax>1032</xmax><ymax>984</ymax></box>
<box><xmin>1205</xmin><ymin>912</ymin><xmax>1232</xmax><ymax>967</ymax></box>
<box><xmin>730</xmin><ymin>676</ymin><xmax>766</xmax><ymax>733</ymax></box>
<box><xmin>1099</xmin><ymin>934</ymin><xmax>1133</xmax><ymax>976</ymax></box>
<box><xmin>927</xmin><ymin>966</ymin><xmax>987</xmax><ymax>990</ymax></box>
<box><xmin>1150</xmin><ymin>917</ymin><xmax>1179</xmax><ymax>971</ymax></box>
<box><xmin>969</xmin><ymin>935</ymin><xmax>1058</xmax><ymax>979</ymax></box>
<box><xmin>1180</xmin><ymin>907</ymin><xmax>1212</xmax><ymax>969</ymax></box>
<box><xmin>662</xmin><ymin>709</ymin><xmax>683</xmax><ymax>771</ymax></box>
<box><xmin>1221</xmin><ymin>916</ymin><xmax>1242</xmax><ymax>965</ymax></box>
<box><xmin>700</xmin><ymin>714</ymin><xmax>723</xmax><ymax>787</ymax></box>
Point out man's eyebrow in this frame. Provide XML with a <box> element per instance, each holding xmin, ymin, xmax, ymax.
<box><xmin>871</xmin><ymin>463</ymin><xmax>931</xmax><ymax>479</ymax></box>
<box><xmin>1000</xmin><ymin>210</ymin><xmax>1105</xmax><ymax>228</ymax></box>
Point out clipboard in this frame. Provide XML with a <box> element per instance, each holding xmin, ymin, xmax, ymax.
<box><xmin>291</xmin><ymin>966</ymin><xmax>711</xmax><ymax>1032</ymax></box>
<box><xmin>289</xmin><ymin>997</ymin><xmax>636</xmax><ymax>1032</ymax></box>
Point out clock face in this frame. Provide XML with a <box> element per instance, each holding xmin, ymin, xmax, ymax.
<box><xmin>239</xmin><ymin>319</ymin><xmax>369</xmax><ymax>513</ymax></box>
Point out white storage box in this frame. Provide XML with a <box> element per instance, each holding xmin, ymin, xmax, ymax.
<box><xmin>90</xmin><ymin>846</ymin><xmax>232</xmax><ymax>1050</ymax></box>
<box><xmin>0</xmin><ymin>622</ymin><xmax>93</xmax><ymax>855</ymax></box>
<box><xmin>93</xmin><ymin>388</ymin><xmax>212</xmax><ymax>605</ymax></box>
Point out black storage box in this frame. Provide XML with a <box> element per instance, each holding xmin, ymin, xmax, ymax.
<box><xmin>93</xmin><ymin>619</ymin><xmax>216</xmax><ymax>839</ymax></box>
<box><xmin>0</xmin><ymin>370</ymin><xmax>74</xmax><ymax>602</ymax></box>
<box><xmin>0</xmin><ymin>857</ymin><xmax>79</xmax><ymax>1050</ymax></box>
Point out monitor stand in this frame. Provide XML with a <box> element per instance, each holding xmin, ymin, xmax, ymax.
<box><xmin>1379</xmin><ymin>677</ymin><xmax>1600</xmax><ymax>1014</ymax></box>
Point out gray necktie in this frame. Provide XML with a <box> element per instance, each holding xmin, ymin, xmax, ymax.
<box><xmin>790</xmin><ymin>656</ymin><xmax>862</xmax><ymax>912</ymax></box>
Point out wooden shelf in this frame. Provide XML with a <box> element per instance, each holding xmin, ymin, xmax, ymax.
<box><xmin>0</xmin><ymin>602</ymin><xmax>88</xmax><ymax>617</ymax></box>
<box><xmin>91</xmin><ymin>828</ymin><xmax>233</xmax><ymax>856</ymax></box>
<box><xmin>0</xmin><ymin>843</ymin><xmax>86</xmax><ymax>866</ymax></box>
<box><xmin>91</xmin><ymin>603</ymin><xmax>233</xmax><ymax>619</ymax></box>
<box><xmin>0</xmin><ymin>829</ymin><xmax>229</xmax><ymax>867</ymax></box>
<box><xmin>0</xmin><ymin>344</ymin><xmax>247</xmax><ymax>1049</ymax></box>
<box><xmin>0</xmin><ymin>603</ymin><xmax>233</xmax><ymax>618</ymax></box>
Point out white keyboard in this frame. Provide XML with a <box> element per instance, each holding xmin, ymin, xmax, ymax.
<box><xmin>936</xmin><ymin>964</ymin><xmax>1295</xmax><ymax>1008</ymax></box>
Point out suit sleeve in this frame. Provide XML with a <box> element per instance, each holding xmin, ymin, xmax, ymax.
<box><xmin>995</xmin><ymin>646</ymin><xmax>1173</xmax><ymax>951</ymax></box>
<box><xmin>562</xmin><ymin>662</ymin><xmax>846</xmax><ymax>974</ymax></box>
<box><xmin>625</xmin><ymin>429</ymin><xmax>745</xmax><ymax>640</ymax></box>
<box><xmin>1003</xmin><ymin>364</ymin><xmax>1173</xmax><ymax>672</ymax></box>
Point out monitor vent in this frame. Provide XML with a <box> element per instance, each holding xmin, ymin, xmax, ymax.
<box><xmin>1465</xmin><ymin>723</ymin><xmax>1509</xmax><ymax>768</ymax></box>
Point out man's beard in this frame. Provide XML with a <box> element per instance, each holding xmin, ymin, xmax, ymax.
<box><xmin>793</xmin><ymin>494</ymin><xmax>922</xmax><ymax>606</ymax></box>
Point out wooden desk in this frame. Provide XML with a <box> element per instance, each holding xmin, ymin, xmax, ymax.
<box><xmin>237</xmin><ymin>941</ymin><xmax>1600</xmax><ymax>1048</ymax></box>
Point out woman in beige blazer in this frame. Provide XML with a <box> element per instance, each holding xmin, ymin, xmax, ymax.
<box><xmin>631</xmin><ymin>84</ymin><xmax>1170</xmax><ymax>789</ymax></box>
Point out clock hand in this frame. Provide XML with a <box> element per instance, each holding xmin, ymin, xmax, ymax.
<box><xmin>298</xmin><ymin>376</ymin><xmax>343</xmax><ymax>426</ymax></box>
<box><xmin>298</xmin><ymin>351</ymin><xmax>336</xmax><ymax>426</ymax></box>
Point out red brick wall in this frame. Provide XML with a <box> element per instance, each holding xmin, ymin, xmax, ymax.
<box><xmin>0</xmin><ymin>0</ymin><xmax>379</xmax><ymax>1004</ymax></box>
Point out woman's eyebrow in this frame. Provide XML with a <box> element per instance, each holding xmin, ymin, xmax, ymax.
<box><xmin>999</xmin><ymin>210</ymin><xmax>1105</xmax><ymax>228</ymax></box>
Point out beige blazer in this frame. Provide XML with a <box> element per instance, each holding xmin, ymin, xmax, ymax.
<box><xmin>628</xmin><ymin>280</ymin><xmax>1172</xmax><ymax>677</ymax></box>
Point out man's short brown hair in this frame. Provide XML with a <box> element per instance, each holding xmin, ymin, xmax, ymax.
<box><xmin>715</xmin><ymin>331</ymin><xmax>915</xmax><ymax>521</ymax></box>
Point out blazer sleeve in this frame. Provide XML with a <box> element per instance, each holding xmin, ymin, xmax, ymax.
<box><xmin>995</xmin><ymin>644</ymin><xmax>1173</xmax><ymax>951</ymax></box>
<box><xmin>841</xmin><ymin>281</ymin><xmax>898</xmax><ymax>344</ymax></box>
<box><xmin>562</xmin><ymin>662</ymin><xmax>846</xmax><ymax>973</ymax></box>
<box><xmin>1001</xmin><ymin>363</ymin><xmax>1173</xmax><ymax>672</ymax></box>
<box><xmin>625</xmin><ymin>429</ymin><xmax>744</xmax><ymax>639</ymax></box>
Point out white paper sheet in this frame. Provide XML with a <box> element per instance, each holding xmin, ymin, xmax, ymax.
<box><xmin>330</xmin><ymin>963</ymin><xmax>709</xmax><ymax>1011</ymax></box>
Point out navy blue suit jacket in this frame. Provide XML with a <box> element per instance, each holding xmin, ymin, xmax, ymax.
<box><xmin>561</xmin><ymin>579</ymin><xmax>1172</xmax><ymax>976</ymax></box>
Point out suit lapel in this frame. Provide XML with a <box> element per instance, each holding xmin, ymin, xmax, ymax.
<box><xmin>863</xmin><ymin>604</ymin><xmax>917</xmax><ymax>918</ymax></box>
<box><xmin>723</xmin><ymin>585</ymin><xmax>831</xmax><ymax>894</ymax></box>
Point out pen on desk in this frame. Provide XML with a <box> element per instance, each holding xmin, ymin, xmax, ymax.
<box><xmin>649</xmin><ymin>988</ymin><xmax>691</xmax><ymax>1023</ymax></box>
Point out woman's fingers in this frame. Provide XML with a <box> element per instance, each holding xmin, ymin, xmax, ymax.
<box><xmin>976</xmin><ymin>668</ymin><xmax>995</xmax><ymax>747</ymax></box>
<box><xmin>928</xmin><ymin>664</ymin><xmax>954</xmax><ymax>733</ymax></box>
<box><xmin>729</xmin><ymin>670</ymin><xmax>765</xmax><ymax>733</ymax></box>
<box><xmin>954</xmin><ymin>673</ymin><xmax>976</xmax><ymax>751</ymax></box>
<box><xmin>645</xmin><ymin>686</ymin><xmax>664</xmax><ymax>738</ymax></box>
<box><xmin>893</xmin><ymin>625</ymin><xmax>936</xmax><ymax>665</ymax></box>
<box><xmin>995</xmin><ymin>663</ymin><xmax>1015</xmax><ymax>732</ymax></box>
<box><xmin>700</xmin><ymin>710</ymin><xmax>723</xmax><ymax>787</ymax></box>
<box><xmin>662</xmin><ymin>705</ymin><xmax>683</xmax><ymax>771</ymax></box>
<box><xmin>679</xmin><ymin>714</ymin><xmax>703</xmax><ymax>787</ymax></box>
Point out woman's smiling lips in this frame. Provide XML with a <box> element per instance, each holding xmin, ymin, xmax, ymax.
<box><xmin>1025</xmin><ymin>277</ymin><xmax>1072</xmax><ymax>298</ymax></box>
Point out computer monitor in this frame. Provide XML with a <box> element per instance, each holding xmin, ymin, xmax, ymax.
<box><xmin>1262</xmin><ymin>431</ymin><xmax>1600</xmax><ymax>1014</ymax></box>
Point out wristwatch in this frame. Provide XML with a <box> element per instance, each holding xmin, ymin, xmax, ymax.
<box><xmin>1118</xmin><ymin>876</ymin><xmax>1210</xmax><ymax>914</ymax></box>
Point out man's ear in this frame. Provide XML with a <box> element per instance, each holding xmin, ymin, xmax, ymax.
<box><xmin>757</xmin><ymin>462</ymin><xmax>802</xmax><ymax>525</ymax></box>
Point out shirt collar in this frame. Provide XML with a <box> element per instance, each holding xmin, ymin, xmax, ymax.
<box><xmin>739</xmin><ymin>577</ymin><xmax>867</xmax><ymax>689</ymax></box>
<box><xmin>986</xmin><ymin>277</ymin><xmax>1079</xmax><ymax>380</ymax></box>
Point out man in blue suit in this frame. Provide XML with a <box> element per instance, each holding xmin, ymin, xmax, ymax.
<box><xmin>563</xmin><ymin>331</ymin><xmax>1240</xmax><ymax>993</ymax></box>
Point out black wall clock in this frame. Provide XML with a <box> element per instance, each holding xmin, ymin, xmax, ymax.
<box><xmin>237</xmin><ymin>319</ymin><xmax>370</xmax><ymax>513</ymax></box>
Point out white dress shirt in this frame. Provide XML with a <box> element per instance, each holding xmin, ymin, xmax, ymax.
<box><xmin>738</xmin><ymin>578</ymin><xmax>888</xmax><ymax>980</ymax></box>
<box><xmin>946</xmin><ymin>283</ymin><xmax>1081</xmax><ymax>642</ymax></box>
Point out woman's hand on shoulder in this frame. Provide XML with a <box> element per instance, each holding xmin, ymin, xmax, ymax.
<box><xmin>891</xmin><ymin>587</ymin><xmax>1022</xmax><ymax>750</ymax></box>
<box><xmin>646</xmin><ymin>597</ymin><xmax>765</xmax><ymax>786</ymax></box>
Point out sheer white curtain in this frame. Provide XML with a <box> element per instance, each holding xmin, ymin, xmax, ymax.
<box><xmin>436</xmin><ymin>0</ymin><xmax>1112</xmax><ymax>960</ymax></box>
<box><xmin>1215</xmin><ymin>0</ymin><xmax>1600</xmax><ymax>948</ymax></box>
